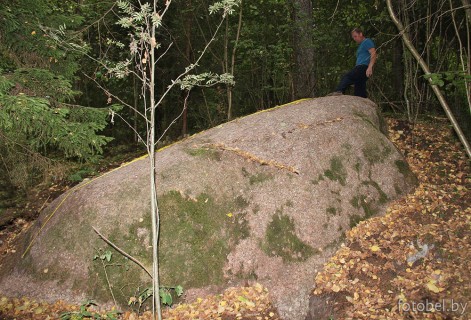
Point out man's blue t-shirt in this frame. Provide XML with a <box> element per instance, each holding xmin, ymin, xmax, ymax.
<box><xmin>356</xmin><ymin>38</ymin><xmax>375</xmax><ymax>66</ymax></box>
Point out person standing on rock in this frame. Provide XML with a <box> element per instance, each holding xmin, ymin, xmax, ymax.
<box><xmin>328</xmin><ymin>28</ymin><xmax>377</xmax><ymax>98</ymax></box>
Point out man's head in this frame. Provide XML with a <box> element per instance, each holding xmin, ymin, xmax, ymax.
<box><xmin>351</xmin><ymin>28</ymin><xmax>365</xmax><ymax>44</ymax></box>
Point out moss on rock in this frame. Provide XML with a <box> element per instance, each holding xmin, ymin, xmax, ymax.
<box><xmin>326</xmin><ymin>207</ymin><xmax>337</xmax><ymax>216</ymax></box>
<box><xmin>324</xmin><ymin>157</ymin><xmax>347</xmax><ymax>186</ymax></box>
<box><xmin>158</xmin><ymin>191</ymin><xmax>250</xmax><ymax>288</ymax></box>
<box><xmin>395</xmin><ymin>160</ymin><xmax>418</xmax><ymax>185</ymax></box>
<box><xmin>186</xmin><ymin>147</ymin><xmax>222</xmax><ymax>161</ymax></box>
<box><xmin>362</xmin><ymin>142</ymin><xmax>392</xmax><ymax>165</ymax></box>
<box><xmin>261</xmin><ymin>211</ymin><xmax>316</xmax><ymax>262</ymax></box>
<box><xmin>349</xmin><ymin>194</ymin><xmax>380</xmax><ymax>227</ymax></box>
<box><xmin>249</xmin><ymin>172</ymin><xmax>274</xmax><ymax>185</ymax></box>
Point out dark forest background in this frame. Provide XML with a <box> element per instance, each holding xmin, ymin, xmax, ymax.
<box><xmin>1</xmin><ymin>0</ymin><xmax>470</xmax><ymax>201</ymax></box>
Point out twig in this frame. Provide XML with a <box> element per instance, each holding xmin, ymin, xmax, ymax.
<box><xmin>98</xmin><ymin>252</ymin><xmax>118</xmax><ymax>307</ymax></box>
<box><xmin>37</xmin><ymin>195</ymin><xmax>51</xmax><ymax>214</ymax></box>
<box><xmin>329</xmin><ymin>0</ymin><xmax>341</xmax><ymax>23</ymax></box>
<box><xmin>92</xmin><ymin>226</ymin><xmax>152</xmax><ymax>279</ymax></box>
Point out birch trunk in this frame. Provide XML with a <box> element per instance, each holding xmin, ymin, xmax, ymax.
<box><xmin>386</xmin><ymin>0</ymin><xmax>471</xmax><ymax>158</ymax></box>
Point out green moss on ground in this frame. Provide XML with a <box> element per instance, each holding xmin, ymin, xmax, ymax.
<box><xmin>261</xmin><ymin>210</ymin><xmax>317</xmax><ymax>262</ymax></box>
<box><xmin>324</xmin><ymin>157</ymin><xmax>347</xmax><ymax>186</ymax></box>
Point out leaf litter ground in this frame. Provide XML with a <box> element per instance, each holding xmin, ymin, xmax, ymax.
<box><xmin>0</xmin><ymin>117</ymin><xmax>469</xmax><ymax>319</ymax></box>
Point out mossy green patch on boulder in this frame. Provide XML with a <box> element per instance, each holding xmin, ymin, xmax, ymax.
<box><xmin>87</xmin><ymin>248</ymin><xmax>143</xmax><ymax>308</ymax></box>
<box><xmin>158</xmin><ymin>191</ymin><xmax>249</xmax><ymax>288</ymax></box>
<box><xmin>249</xmin><ymin>172</ymin><xmax>274</xmax><ymax>185</ymax></box>
<box><xmin>186</xmin><ymin>147</ymin><xmax>222</xmax><ymax>161</ymax></box>
<box><xmin>349</xmin><ymin>194</ymin><xmax>380</xmax><ymax>227</ymax></box>
<box><xmin>311</xmin><ymin>174</ymin><xmax>325</xmax><ymax>185</ymax></box>
<box><xmin>326</xmin><ymin>207</ymin><xmax>337</xmax><ymax>216</ymax></box>
<box><xmin>361</xmin><ymin>178</ymin><xmax>388</xmax><ymax>205</ymax></box>
<box><xmin>323</xmin><ymin>157</ymin><xmax>347</xmax><ymax>186</ymax></box>
<box><xmin>353</xmin><ymin>109</ymin><xmax>388</xmax><ymax>136</ymax></box>
<box><xmin>395</xmin><ymin>159</ymin><xmax>418</xmax><ymax>185</ymax></box>
<box><xmin>362</xmin><ymin>143</ymin><xmax>392</xmax><ymax>164</ymax></box>
<box><xmin>261</xmin><ymin>211</ymin><xmax>316</xmax><ymax>262</ymax></box>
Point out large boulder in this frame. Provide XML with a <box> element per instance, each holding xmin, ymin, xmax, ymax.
<box><xmin>0</xmin><ymin>96</ymin><xmax>417</xmax><ymax>319</ymax></box>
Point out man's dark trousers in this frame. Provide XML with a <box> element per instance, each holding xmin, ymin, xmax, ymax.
<box><xmin>335</xmin><ymin>65</ymin><xmax>368</xmax><ymax>98</ymax></box>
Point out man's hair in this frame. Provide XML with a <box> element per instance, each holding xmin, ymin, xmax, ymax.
<box><xmin>351</xmin><ymin>28</ymin><xmax>363</xmax><ymax>35</ymax></box>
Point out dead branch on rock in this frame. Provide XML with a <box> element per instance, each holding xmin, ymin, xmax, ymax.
<box><xmin>200</xmin><ymin>143</ymin><xmax>300</xmax><ymax>174</ymax></box>
<box><xmin>92</xmin><ymin>226</ymin><xmax>152</xmax><ymax>279</ymax></box>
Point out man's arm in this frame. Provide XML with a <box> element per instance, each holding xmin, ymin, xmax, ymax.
<box><xmin>366</xmin><ymin>47</ymin><xmax>377</xmax><ymax>77</ymax></box>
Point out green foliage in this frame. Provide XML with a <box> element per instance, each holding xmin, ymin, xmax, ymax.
<box><xmin>424</xmin><ymin>71</ymin><xmax>471</xmax><ymax>89</ymax></box>
<box><xmin>209</xmin><ymin>0</ymin><xmax>241</xmax><ymax>15</ymax></box>
<box><xmin>0</xmin><ymin>91</ymin><xmax>113</xmax><ymax>160</ymax></box>
<box><xmin>11</xmin><ymin>68</ymin><xmax>80</xmax><ymax>104</ymax></box>
<box><xmin>60</xmin><ymin>300</ymin><xmax>121</xmax><ymax>320</ymax></box>
<box><xmin>129</xmin><ymin>285</ymin><xmax>184</xmax><ymax>308</ymax></box>
<box><xmin>0</xmin><ymin>0</ymin><xmax>84</xmax><ymax>78</ymax></box>
<box><xmin>67</xmin><ymin>167</ymin><xmax>96</xmax><ymax>183</ymax></box>
<box><xmin>93</xmin><ymin>250</ymin><xmax>113</xmax><ymax>263</ymax></box>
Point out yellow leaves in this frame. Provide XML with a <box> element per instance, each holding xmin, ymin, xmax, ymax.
<box><xmin>426</xmin><ymin>280</ymin><xmax>445</xmax><ymax>293</ymax></box>
<box><xmin>370</xmin><ymin>245</ymin><xmax>381</xmax><ymax>252</ymax></box>
<box><xmin>331</xmin><ymin>284</ymin><xmax>341</xmax><ymax>292</ymax></box>
<box><xmin>237</xmin><ymin>295</ymin><xmax>255</xmax><ymax>308</ymax></box>
<box><xmin>309</xmin><ymin>118</ymin><xmax>471</xmax><ymax>319</ymax></box>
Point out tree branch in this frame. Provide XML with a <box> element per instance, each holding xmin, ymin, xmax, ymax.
<box><xmin>92</xmin><ymin>226</ymin><xmax>152</xmax><ymax>279</ymax></box>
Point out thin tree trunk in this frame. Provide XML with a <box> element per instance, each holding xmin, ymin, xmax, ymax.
<box><xmin>387</xmin><ymin>0</ymin><xmax>471</xmax><ymax>158</ymax></box>
<box><xmin>150</xmin><ymin>2</ymin><xmax>162</xmax><ymax>319</ymax></box>
<box><xmin>291</xmin><ymin>0</ymin><xmax>315</xmax><ymax>99</ymax></box>
<box><xmin>392</xmin><ymin>38</ymin><xmax>404</xmax><ymax>101</ymax></box>
<box><xmin>462</xmin><ymin>0</ymin><xmax>471</xmax><ymax>25</ymax></box>
<box><xmin>460</xmin><ymin>0</ymin><xmax>471</xmax><ymax>114</ymax></box>
<box><xmin>227</xmin><ymin>0</ymin><xmax>243</xmax><ymax>120</ymax></box>
<box><xmin>133</xmin><ymin>72</ymin><xmax>139</xmax><ymax>143</ymax></box>
<box><xmin>181</xmin><ymin>0</ymin><xmax>192</xmax><ymax>136</ymax></box>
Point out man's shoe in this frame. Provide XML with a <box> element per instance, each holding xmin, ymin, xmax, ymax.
<box><xmin>326</xmin><ymin>91</ymin><xmax>343</xmax><ymax>96</ymax></box>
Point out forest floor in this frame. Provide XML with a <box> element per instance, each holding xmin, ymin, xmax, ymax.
<box><xmin>0</xmin><ymin>116</ymin><xmax>470</xmax><ymax>319</ymax></box>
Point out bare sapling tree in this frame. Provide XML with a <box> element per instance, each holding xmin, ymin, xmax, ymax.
<box><xmin>112</xmin><ymin>1</ymin><xmax>238</xmax><ymax>318</ymax></box>
<box><xmin>387</xmin><ymin>0</ymin><xmax>471</xmax><ymax>159</ymax></box>
<box><xmin>47</xmin><ymin>0</ymin><xmax>239</xmax><ymax>319</ymax></box>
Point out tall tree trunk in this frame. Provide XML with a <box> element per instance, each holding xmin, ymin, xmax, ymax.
<box><xmin>392</xmin><ymin>38</ymin><xmax>404</xmax><ymax>101</ymax></box>
<box><xmin>291</xmin><ymin>0</ymin><xmax>315</xmax><ymax>99</ymax></box>
<box><xmin>462</xmin><ymin>0</ymin><xmax>471</xmax><ymax>25</ymax></box>
<box><xmin>387</xmin><ymin>0</ymin><xmax>471</xmax><ymax>158</ymax></box>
